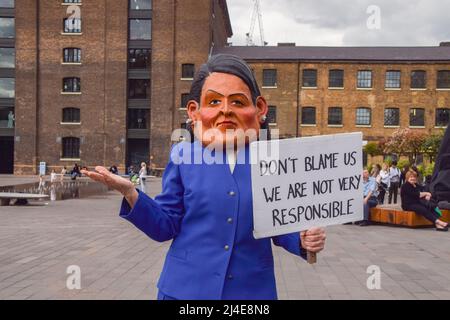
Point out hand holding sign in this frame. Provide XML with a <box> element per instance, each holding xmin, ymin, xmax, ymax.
<box><xmin>301</xmin><ymin>227</ymin><xmax>326</xmax><ymax>263</ymax></box>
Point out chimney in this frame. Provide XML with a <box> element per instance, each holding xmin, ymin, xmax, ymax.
<box><xmin>277</xmin><ymin>42</ymin><xmax>296</xmax><ymax>47</ymax></box>
<box><xmin>439</xmin><ymin>42</ymin><xmax>450</xmax><ymax>47</ymax></box>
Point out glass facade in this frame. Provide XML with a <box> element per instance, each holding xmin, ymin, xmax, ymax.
<box><xmin>129</xmin><ymin>19</ymin><xmax>151</xmax><ymax>40</ymax></box>
<box><xmin>0</xmin><ymin>17</ymin><xmax>14</xmax><ymax>38</ymax></box>
<box><xmin>0</xmin><ymin>48</ymin><xmax>14</xmax><ymax>68</ymax></box>
<box><xmin>130</xmin><ymin>0</ymin><xmax>151</xmax><ymax>10</ymax></box>
<box><xmin>0</xmin><ymin>78</ymin><xmax>14</xmax><ymax>98</ymax></box>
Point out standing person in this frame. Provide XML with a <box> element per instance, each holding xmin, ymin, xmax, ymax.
<box><xmin>60</xmin><ymin>166</ymin><xmax>67</xmax><ymax>182</ymax></box>
<box><xmin>138</xmin><ymin>162</ymin><xmax>147</xmax><ymax>193</ymax></box>
<box><xmin>359</xmin><ymin>169</ymin><xmax>378</xmax><ymax>226</ymax></box>
<box><xmin>50</xmin><ymin>169</ymin><xmax>57</xmax><ymax>184</ymax></box>
<box><xmin>401</xmin><ymin>170</ymin><xmax>448</xmax><ymax>231</ymax></box>
<box><xmin>378</xmin><ymin>163</ymin><xmax>390</xmax><ymax>205</ymax></box>
<box><xmin>7</xmin><ymin>111</ymin><xmax>15</xmax><ymax>128</ymax></box>
<box><xmin>388</xmin><ymin>161</ymin><xmax>401</xmax><ymax>204</ymax></box>
<box><xmin>82</xmin><ymin>54</ymin><xmax>326</xmax><ymax>300</ymax></box>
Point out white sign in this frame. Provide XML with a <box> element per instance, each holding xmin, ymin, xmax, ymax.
<box><xmin>251</xmin><ymin>132</ymin><xmax>364</xmax><ymax>239</ymax></box>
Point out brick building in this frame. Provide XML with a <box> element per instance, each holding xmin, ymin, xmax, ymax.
<box><xmin>215</xmin><ymin>45</ymin><xmax>450</xmax><ymax>151</ymax></box>
<box><xmin>0</xmin><ymin>0</ymin><xmax>232</xmax><ymax>174</ymax></box>
<box><xmin>1</xmin><ymin>0</ymin><xmax>449</xmax><ymax>174</ymax></box>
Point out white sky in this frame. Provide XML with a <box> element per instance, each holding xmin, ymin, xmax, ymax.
<box><xmin>227</xmin><ymin>0</ymin><xmax>450</xmax><ymax>46</ymax></box>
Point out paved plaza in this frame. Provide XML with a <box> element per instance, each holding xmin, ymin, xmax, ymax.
<box><xmin>0</xmin><ymin>176</ymin><xmax>450</xmax><ymax>300</ymax></box>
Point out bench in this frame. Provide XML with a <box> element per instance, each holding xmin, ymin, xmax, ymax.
<box><xmin>370</xmin><ymin>207</ymin><xmax>450</xmax><ymax>227</ymax></box>
<box><xmin>0</xmin><ymin>193</ymin><xmax>50</xmax><ymax>206</ymax></box>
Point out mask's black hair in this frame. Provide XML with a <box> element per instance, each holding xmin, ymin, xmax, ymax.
<box><xmin>186</xmin><ymin>54</ymin><xmax>270</xmax><ymax>141</ymax></box>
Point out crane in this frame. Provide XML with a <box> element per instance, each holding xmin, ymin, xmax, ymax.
<box><xmin>246</xmin><ymin>0</ymin><xmax>268</xmax><ymax>46</ymax></box>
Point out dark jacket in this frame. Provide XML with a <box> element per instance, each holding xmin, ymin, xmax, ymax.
<box><xmin>430</xmin><ymin>126</ymin><xmax>450</xmax><ymax>202</ymax></box>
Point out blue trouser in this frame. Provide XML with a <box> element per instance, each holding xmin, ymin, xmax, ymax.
<box><xmin>364</xmin><ymin>196</ymin><xmax>378</xmax><ymax>221</ymax></box>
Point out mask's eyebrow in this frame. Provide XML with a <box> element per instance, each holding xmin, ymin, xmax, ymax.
<box><xmin>205</xmin><ymin>90</ymin><xmax>249</xmax><ymax>98</ymax></box>
<box><xmin>205</xmin><ymin>89</ymin><xmax>225</xmax><ymax>97</ymax></box>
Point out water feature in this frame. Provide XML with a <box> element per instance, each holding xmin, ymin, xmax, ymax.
<box><xmin>0</xmin><ymin>179</ymin><xmax>109</xmax><ymax>202</ymax></box>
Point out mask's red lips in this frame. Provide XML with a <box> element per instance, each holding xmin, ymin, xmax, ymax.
<box><xmin>217</xmin><ymin>120</ymin><xmax>237</xmax><ymax>126</ymax></box>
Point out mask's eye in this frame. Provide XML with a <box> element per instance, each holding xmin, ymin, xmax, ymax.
<box><xmin>208</xmin><ymin>99</ymin><xmax>221</xmax><ymax>106</ymax></box>
<box><xmin>232</xmin><ymin>99</ymin><xmax>244</xmax><ymax>106</ymax></box>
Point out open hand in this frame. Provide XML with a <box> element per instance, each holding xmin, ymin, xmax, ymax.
<box><xmin>81</xmin><ymin>166</ymin><xmax>138</xmax><ymax>206</ymax></box>
<box><xmin>300</xmin><ymin>227</ymin><xmax>326</xmax><ymax>253</ymax></box>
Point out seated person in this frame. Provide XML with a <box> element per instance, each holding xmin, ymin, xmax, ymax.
<box><xmin>401</xmin><ymin>170</ymin><xmax>449</xmax><ymax>231</ymax></box>
<box><xmin>359</xmin><ymin>169</ymin><xmax>378</xmax><ymax>226</ymax></box>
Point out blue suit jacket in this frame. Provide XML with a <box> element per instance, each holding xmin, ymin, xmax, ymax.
<box><xmin>120</xmin><ymin>140</ymin><xmax>306</xmax><ymax>300</ymax></box>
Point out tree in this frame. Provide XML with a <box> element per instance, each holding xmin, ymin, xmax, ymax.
<box><xmin>364</xmin><ymin>142</ymin><xmax>382</xmax><ymax>157</ymax></box>
<box><xmin>383</xmin><ymin>128</ymin><xmax>427</xmax><ymax>164</ymax></box>
<box><xmin>421</xmin><ymin>131</ymin><xmax>445</xmax><ymax>162</ymax></box>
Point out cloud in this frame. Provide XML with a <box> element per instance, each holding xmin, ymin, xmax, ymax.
<box><xmin>227</xmin><ymin>0</ymin><xmax>450</xmax><ymax>46</ymax></box>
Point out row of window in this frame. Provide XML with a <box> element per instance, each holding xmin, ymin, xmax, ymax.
<box><xmin>298</xmin><ymin>107</ymin><xmax>450</xmax><ymax>127</ymax></box>
<box><xmin>60</xmin><ymin>107</ymin><xmax>149</xmax><ymax>129</ymax></box>
<box><xmin>261</xmin><ymin>69</ymin><xmax>450</xmax><ymax>89</ymax></box>
<box><xmin>61</xmin><ymin>18</ymin><xmax>152</xmax><ymax>39</ymax></box>
<box><xmin>60</xmin><ymin>48</ymin><xmax>151</xmax><ymax>69</ymax></box>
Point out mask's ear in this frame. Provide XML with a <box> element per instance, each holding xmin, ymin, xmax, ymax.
<box><xmin>255</xmin><ymin>96</ymin><xmax>268</xmax><ymax>121</ymax></box>
<box><xmin>187</xmin><ymin>100</ymin><xmax>200</xmax><ymax>122</ymax></box>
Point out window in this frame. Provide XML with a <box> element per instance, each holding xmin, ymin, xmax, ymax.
<box><xmin>0</xmin><ymin>18</ymin><xmax>14</xmax><ymax>38</ymax></box>
<box><xmin>63</xmin><ymin>77</ymin><xmax>81</xmax><ymax>92</ymax></box>
<box><xmin>384</xmin><ymin>108</ymin><xmax>400</xmax><ymax>126</ymax></box>
<box><xmin>0</xmin><ymin>48</ymin><xmax>14</xmax><ymax>68</ymax></box>
<box><xmin>128</xmin><ymin>79</ymin><xmax>150</xmax><ymax>99</ymax></box>
<box><xmin>436</xmin><ymin>108</ymin><xmax>450</xmax><ymax>127</ymax></box>
<box><xmin>181</xmin><ymin>64</ymin><xmax>195</xmax><ymax>79</ymax></box>
<box><xmin>180</xmin><ymin>93</ymin><xmax>190</xmax><ymax>109</ymax></box>
<box><xmin>328</xmin><ymin>107</ymin><xmax>343</xmax><ymax>125</ymax></box>
<box><xmin>62</xmin><ymin>108</ymin><xmax>80</xmax><ymax>123</ymax></box>
<box><xmin>128</xmin><ymin>109</ymin><xmax>149</xmax><ymax>129</ymax></box>
<box><xmin>329</xmin><ymin>69</ymin><xmax>344</xmax><ymax>88</ymax></box>
<box><xmin>437</xmin><ymin>70</ymin><xmax>450</xmax><ymax>89</ymax></box>
<box><xmin>262</xmin><ymin>69</ymin><xmax>277</xmax><ymax>87</ymax></box>
<box><xmin>385</xmin><ymin>71</ymin><xmax>401</xmax><ymax>88</ymax></box>
<box><xmin>410</xmin><ymin>108</ymin><xmax>425</xmax><ymax>127</ymax></box>
<box><xmin>357</xmin><ymin>70</ymin><xmax>372</xmax><ymax>88</ymax></box>
<box><xmin>63</xmin><ymin>18</ymin><xmax>81</xmax><ymax>33</ymax></box>
<box><xmin>63</xmin><ymin>48</ymin><xmax>81</xmax><ymax>63</ymax></box>
<box><xmin>129</xmin><ymin>19</ymin><xmax>151</xmax><ymax>40</ymax></box>
<box><xmin>0</xmin><ymin>0</ymin><xmax>14</xmax><ymax>8</ymax></box>
<box><xmin>302</xmin><ymin>69</ymin><xmax>317</xmax><ymax>87</ymax></box>
<box><xmin>301</xmin><ymin>107</ymin><xmax>316</xmax><ymax>125</ymax></box>
<box><xmin>62</xmin><ymin>137</ymin><xmax>80</xmax><ymax>159</ymax></box>
<box><xmin>128</xmin><ymin>49</ymin><xmax>151</xmax><ymax>69</ymax></box>
<box><xmin>130</xmin><ymin>0</ymin><xmax>151</xmax><ymax>10</ymax></box>
<box><xmin>0</xmin><ymin>107</ymin><xmax>14</xmax><ymax>128</ymax></box>
<box><xmin>0</xmin><ymin>78</ymin><xmax>14</xmax><ymax>98</ymax></box>
<box><xmin>356</xmin><ymin>107</ymin><xmax>371</xmax><ymax>126</ymax></box>
<box><xmin>63</xmin><ymin>0</ymin><xmax>81</xmax><ymax>3</ymax></box>
<box><xmin>411</xmin><ymin>70</ymin><xmax>426</xmax><ymax>89</ymax></box>
<box><xmin>267</xmin><ymin>106</ymin><xmax>276</xmax><ymax>124</ymax></box>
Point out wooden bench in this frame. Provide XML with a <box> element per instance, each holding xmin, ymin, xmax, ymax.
<box><xmin>370</xmin><ymin>207</ymin><xmax>450</xmax><ymax>227</ymax></box>
<box><xmin>0</xmin><ymin>193</ymin><xmax>50</xmax><ymax>206</ymax></box>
